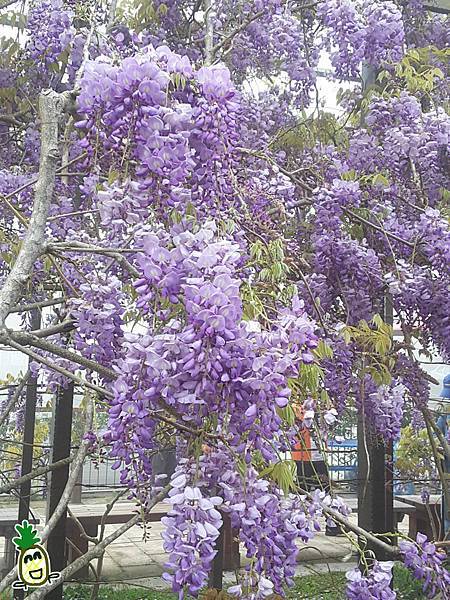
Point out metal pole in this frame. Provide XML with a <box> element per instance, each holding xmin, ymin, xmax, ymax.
<box><xmin>15</xmin><ymin>309</ymin><xmax>40</xmax><ymax>600</ymax></box>
<box><xmin>45</xmin><ymin>382</ymin><xmax>74</xmax><ymax>600</ymax></box>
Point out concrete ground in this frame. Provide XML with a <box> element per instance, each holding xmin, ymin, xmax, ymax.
<box><xmin>1</xmin><ymin>495</ymin><xmax>410</xmax><ymax>589</ymax></box>
<box><xmin>96</xmin><ymin>517</ymin><xmax>357</xmax><ymax>589</ymax></box>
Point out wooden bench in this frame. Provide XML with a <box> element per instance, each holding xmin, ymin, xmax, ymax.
<box><xmin>396</xmin><ymin>495</ymin><xmax>441</xmax><ymax>539</ymax></box>
<box><xmin>66</xmin><ymin>502</ymin><xmax>240</xmax><ymax>579</ymax></box>
<box><xmin>0</xmin><ymin>509</ymin><xmax>40</xmax><ymax>578</ymax></box>
<box><xmin>345</xmin><ymin>497</ymin><xmax>416</xmax><ymax>530</ymax></box>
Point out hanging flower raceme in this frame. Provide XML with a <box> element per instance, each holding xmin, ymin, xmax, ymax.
<box><xmin>318</xmin><ymin>0</ymin><xmax>404</xmax><ymax>77</ymax></box>
<box><xmin>345</xmin><ymin>561</ymin><xmax>396</xmax><ymax>600</ymax></box>
<box><xmin>26</xmin><ymin>0</ymin><xmax>74</xmax><ymax>86</ymax></box>
<box><xmin>160</xmin><ymin>449</ymin><xmax>350</xmax><ymax>600</ymax></box>
<box><xmin>399</xmin><ymin>533</ymin><xmax>450</xmax><ymax>598</ymax></box>
<box><xmin>366</xmin><ymin>380</ymin><xmax>406</xmax><ymax>442</ymax></box>
<box><xmin>108</xmin><ymin>219</ymin><xmax>318</xmax><ymax>495</ymax></box>
<box><xmin>76</xmin><ymin>46</ymin><xmax>242</xmax><ymax>216</ymax></box>
<box><xmin>69</xmin><ymin>274</ymin><xmax>126</xmax><ymax>373</ymax></box>
<box><xmin>162</xmin><ymin>472</ymin><xmax>224</xmax><ymax>597</ymax></box>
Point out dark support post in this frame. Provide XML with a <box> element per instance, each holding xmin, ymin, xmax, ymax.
<box><xmin>209</xmin><ymin>518</ymin><xmax>224</xmax><ymax>591</ymax></box>
<box><xmin>357</xmin><ymin>429</ymin><xmax>392</xmax><ymax>560</ymax></box>
<box><xmin>45</xmin><ymin>382</ymin><xmax>74</xmax><ymax>600</ymax></box>
<box><xmin>384</xmin><ymin>296</ymin><xmax>395</xmax><ymax>544</ymax></box>
<box><xmin>18</xmin><ymin>310</ymin><xmax>41</xmax><ymax>522</ymax></box>
<box><xmin>15</xmin><ymin>309</ymin><xmax>41</xmax><ymax>600</ymax></box>
<box><xmin>357</xmin><ymin>295</ymin><xmax>394</xmax><ymax>563</ymax></box>
<box><xmin>14</xmin><ymin>309</ymin><xmax>41</xmax><ymax>600</ymax></box>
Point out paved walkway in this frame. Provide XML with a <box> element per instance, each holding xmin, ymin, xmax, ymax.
<box><xmin>0</xmin><ymin>497</ymin><xmax>410</xmax><ymax>589</ymax></box>
<box><xmin>93</xmin><ymin>513</ymin><xmax>362</xmax><ymax>587</ymax></box>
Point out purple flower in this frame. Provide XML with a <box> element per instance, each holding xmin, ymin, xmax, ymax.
<box><xmin>399</xmin><ymin>533</ymin><xmax>450</xmax><ymax>598</ymax></box>
<box><xmin>346</xmin><ymin>561</ymin><xmax>396</xmax><ymax>599</ymax></box>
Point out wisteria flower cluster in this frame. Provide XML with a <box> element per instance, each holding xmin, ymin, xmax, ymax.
<box><xmin>399</xmin><ymin>533</ymin><xmax>450</xmax><ymax>598</ymax></box>
<box><xmin>108</xmin><ymin>219</ymin><xmax>318</xmax><ymax>490</ymax></box>
<box><xmin>162</xmin><ymin>472</ymin><xmax>224</xmax><ymax>596</ymax></box>
<box><xmin>69</xmin><ymin>275</ymin><xmax>125</xmax><ymax>373</ymax></box>
<box><xmin>1</xmin><ymin>2</ymin><xmax>450</xmax><ymax>599</ymax></box>
<box><xmin>365</xmin><ymin>380</ymin><xmax>406</xmax><ymax>442</ymax></box>
<box><xmin>159</xmin><ymin>449</ymin><xmax>350</xmax><ymax>599</ymax></box>
<box><xmin>26</xmin><ymin>0</ymin><xmax>74</xmax><ymax>80</ymax></box>
<box><xmin>345</xmin><ymin>561</ymin><xmax>396</xmax><ymax>600</ymax></box>
<box><xmin>318</xmin><ymin>0</ymin><xmax>404</xmax><ymax>77</ymax></box>
<box><xmin>76</xmin><ymin>47</ymin><xmax>241</xmax><ymax>215</ymax></box>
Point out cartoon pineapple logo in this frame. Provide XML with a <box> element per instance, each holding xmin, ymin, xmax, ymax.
<box><xmin>12</xmin><ymin>520</ymin><xmax>60</xmax><ymax>591</ymax></box>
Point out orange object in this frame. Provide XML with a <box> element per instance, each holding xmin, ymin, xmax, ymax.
<box><xmin>291</xmin><ymin>404</ymin><xmax>313</xmax><ymax>462</ymax></box>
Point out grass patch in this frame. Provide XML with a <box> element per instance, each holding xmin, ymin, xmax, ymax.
<box><xmin>64</xmin><ymin>566</ymin><xmax>426</xmax><ymax>600</ymax></box>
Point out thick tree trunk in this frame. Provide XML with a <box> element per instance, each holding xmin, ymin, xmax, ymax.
<box><xmin>0</xmin><ymin>90</ymin><xmax>72</xmax><ymax>326</ymax></box>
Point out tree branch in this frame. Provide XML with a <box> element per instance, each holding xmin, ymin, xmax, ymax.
<box><xmin>26</xmin><ymin>320</ymin><xmax>76</xmax><ymax>338</ymax></box>
<box><xmin>0</xmin><ymin>396</ymin><xmax>94</xmax><ymax>593</ymax></box>
<box><xmin>26</xmin><ymin>485</ymin><xmax>171</xmax><ymax>598</ymax></box>
<box><xmin>107</xmin><ymin>0</ymin><xmax>119</xmax><ymax>28</ymax></box>
<box><xmin>0</xmin><ymin>371</ymin><xmax>29</xmax><ymax>428</ymax></box>
<box><xmin>1</xmin><ymin>151</ymin><xmax>87</xmax><ymax>204</ymax></box>
<box><xmin>4</xmin><ymin>339</ymin><xmax>113</xmax><ymax>399</ymax></box>
<box><xmin>212</xmin><ymin>10</ymin><xmax>265</xmax><ymax>58</ymax></box>
<box><xmin>4</xmin><ymin>330</ymin><xmax>116</xmax><ymax>381</ymax></box>
<box><xmin>8</xmin><ymin>297</ymin><xmax>65</xmax><ymax>314</ymax></box>
<box><xmin>343</xmin><ymin>208</ymin><xmax>416</xmax><ymax>249</ymax></box>
<box><xmin>0</xmin><ymin>90</ymin><xmax>73</xmax><ymax>326</ymax></box>
<box><xmin>298</xmin><ymin>486</ymin><xmax>399</xmax><ymax>556</ymax></box>
<box><xmin>48</xmin><ymin>242</ymin><xmax>140</xmax><ymax>279</ymax></box>
<box><xmin>0</xmin><ymin>0</ymin><xmax>19</xmax><ymax>9</ymax></box>
<box><xmin>0</xmin><ymin>455</ymin><xmax>75</xmax><ymax>495</ymax></box>
<box><xmin>204</xmin><ymin>0</ymin><xmax>215</xmax><ymax>65</ymax></box>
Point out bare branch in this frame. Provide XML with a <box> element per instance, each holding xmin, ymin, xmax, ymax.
<box><xmin>27</xmin><ymin>320</ymin><xmax>76</xmax><ymax>338</ymax></box>
<box><xmin>0</xmin><ymin>396</ymin><xmax>94</xmax><ymax>593</ymax></box>
<box><xmin>0</xmin><ymin>371</ymin><xmax>29</xmax><ymax>428</ymax></box>
<box><xmin>27</xmin><ymin>485</ymin><xmax>171</xmax><ymax>598</ymax></box>
<box><xmin>4</xmin><ymin>339</ymin><xmax>113</xmax><ymax>398</ymax></box>
<box><xmin>0</xmin><ymin>90</ymin><xmax>73</xmax><ymax>326</ymax></box>
<box><xmin>0</xmin><ymin>0</ymin><xmax>19</xmax><ymax>9</ymax></box>
<box><xmin>343</xmin><ymin>208</ymin><xmax>416</xmax><ymax>249</ymax></box>
<box><xmin>107</xmin><ymin>0</ymin><xmax>119</xmax><ymax>28</ymax></box>
<box><xmin>298</xmin><ymin>486</ymin><xmax>399</xmax><ymax>556</ymax></box>
<box><xmin>4</xmin><ymin>330</ymin><xmax>116</xmax><ymax>381</ymax></box>
<box><xmin>1</xmin><ymin>151</ymin><xmax>87</xmax><ymax>204</ymax></box>
<box><xmin>204</xmin><ymin>0</ymin><xmax>215</xmax><ymax>65</ymax></box>
<box><xmin>67</xmin><ymin>507</ymin><xmax>99</xmax><ymax>544</ymax></box>
<box><xmin>90</xmin><ymin>489</ymin><xmax>128</xmax><ymax>600</ymax></box>
<box><xmin>0</xmin><ymin>113</ymin><xmax>23</xmax><ymax>126</ymax></box>
<box><xmin>237</xmin><ymin>146</ymin><xmax>315</xmax><ymax>192</ymax></box>
<box><xmin>8</xmin><ymin>297</ymin><xmax>65</xmax><ymax>314</ymax></box>
<box><xmin>212</xmin><ymin>10</ymin><xmax>265</xmax><ymax>58</ymax></box>
<box><xmin>0</xmin><ymin>455</ymin><xmax>74</xmax><ymax>495</ymax></box>
<box><xmin>48</xmin><ymin>242</ymin><xmax>140</xmax><ymax>279</ymax></box>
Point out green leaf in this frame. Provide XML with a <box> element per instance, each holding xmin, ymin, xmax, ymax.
<box><xmin>372</xmin><ymin>173</ymin><xmax>389</xmax><ymax>188</ymax></box>
<box><xmin>314</xmin><ymin>339</ymin><xmax>334</xmax><ymax>360</ymax></box>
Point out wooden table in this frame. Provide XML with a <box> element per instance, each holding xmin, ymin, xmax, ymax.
<box><xmin>0</xmin><ymin>509</ymin><xmax>40</xmax><ymax>578</ymax></box>
<box><xmin>396</xmin><ymin>495</ymin><xmax>441</xmax><ymax>540</ymax></box>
